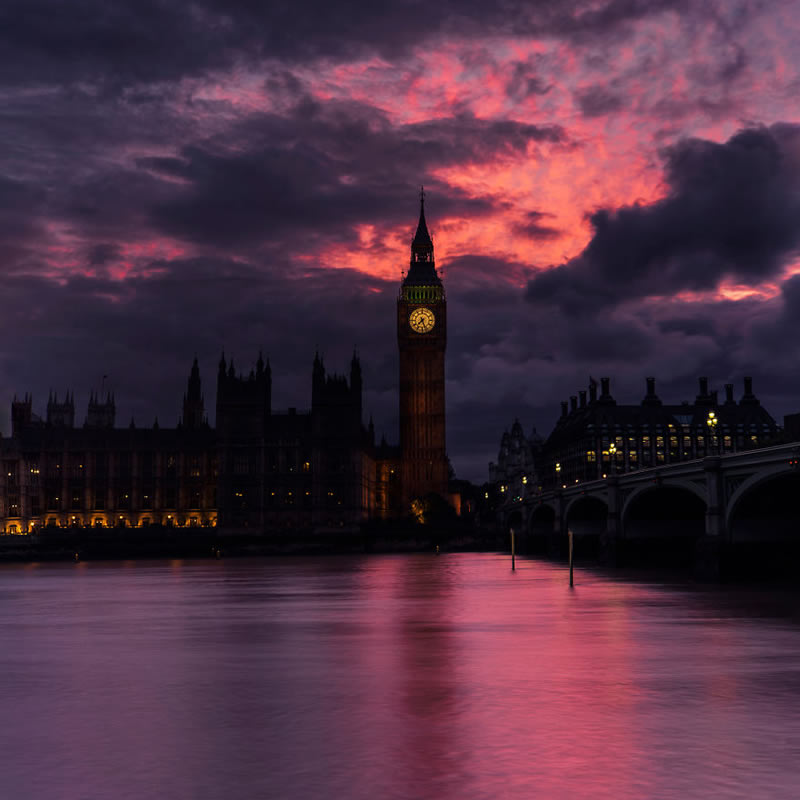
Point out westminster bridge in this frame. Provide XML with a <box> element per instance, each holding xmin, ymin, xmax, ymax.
<box><xmin>499</xmin><ymin>442</ymin><xmax>800</xmax><ymax>577</ymax></box>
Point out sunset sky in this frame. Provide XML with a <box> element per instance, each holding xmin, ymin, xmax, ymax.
<box><xmin>2</xmin><ymin>0</ymin><xmax>800</xmax><ymax>480</ymax></box>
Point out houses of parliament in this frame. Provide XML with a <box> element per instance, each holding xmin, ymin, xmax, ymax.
<box><xmin>0</xmin><ymin>196</ymin><xmax>450</xmax><ymax>534</ymax></box>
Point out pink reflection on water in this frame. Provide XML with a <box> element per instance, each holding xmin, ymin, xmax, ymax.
<box><xmin>1</xmin><ymin>555</ymin><xmax>800</xmax><ymax>799</ymax></box>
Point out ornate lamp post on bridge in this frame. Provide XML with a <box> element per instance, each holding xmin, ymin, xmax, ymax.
<box><xmin>608</xmin><ymin>442</ymin><xmax>617</xmax><ymax>475</ymax></box>
<box><xmin>707</xmin><ymin>411</ymin><xmax>719</xmax><ymax>456</ymax></box>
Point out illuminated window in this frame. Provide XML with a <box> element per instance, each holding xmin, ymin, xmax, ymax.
<box><xmin>586</xmin><ymin>450</ymin><xmax>597</xmax><ymax>462</ymax></box>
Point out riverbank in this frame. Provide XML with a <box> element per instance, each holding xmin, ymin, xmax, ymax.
<box><xmin>0</xmin><ymin>522</ymin><xmax>505</xmax><ymax>562</ymax></box>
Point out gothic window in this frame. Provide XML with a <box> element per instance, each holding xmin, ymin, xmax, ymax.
<box><xmin>140</xmin><ymin>452</ymin><xmax>154</xmax><ymax>479</ymax></box>
<box><xmin>4</xmin><ymin>461</ymin><xmax>18</xmax><ymax>485</ymax></box>
<box><xmin>118</xmin><ymin>452</ymin><xmax>132</xmax><ymax>478</ymax></box>
<box><xmin>69</xmin><ymin>456</ymin><xmax>84</xmax><ymax>479</ymax></box>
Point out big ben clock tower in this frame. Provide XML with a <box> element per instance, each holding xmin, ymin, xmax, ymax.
<box><xmin>398</xmin><ymin>189</ymin><xmax>448</xmax><ymax>509</ymax></box>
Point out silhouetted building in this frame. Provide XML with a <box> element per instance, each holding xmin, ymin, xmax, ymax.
<box><xmin>0</xmin><ymin>196</ymin><xmax>455</xmax><ymax>534</ymax></box>
<box><xmin>540</xmin><ymin>376</ymin><xmax>779</xmax><ymax>489</ymax></box>
<box><xmin>1</xmin><ymin>367</ymin><xmax>216</xmax><ymax>534</ymax></box>
<box><xmin>397</xmin><ymin>188</ymin><xmax>448</xmax><ymax>507</ymax></box>
<box><xmin>489</xmin><ymin>419</ymin><xmax>543</xmax><ymax>501</ymax></box>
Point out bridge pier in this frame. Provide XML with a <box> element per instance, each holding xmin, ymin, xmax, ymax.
<box><xmin>600</xmin><ymin>477</ymin><xmax>620</xmax><ymax>566</ymax></box>
<box><xmin>549</xmin><ymin>491</ymin><xmax>564</xmax><ymax>558</ymax></box>
<box><xmin>695</xmin><ymin>457</ymin><xmax>725</xmax><ymax>580</ymax></box>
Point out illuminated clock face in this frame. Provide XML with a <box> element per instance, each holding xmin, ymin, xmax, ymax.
<box><xmin>409</xmin><ymin>307</ymin><xmax>435</xmax><ymax>333</ymax></box>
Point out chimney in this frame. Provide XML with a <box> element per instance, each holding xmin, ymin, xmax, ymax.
<box><xmin>570</xmin><ymin>395</ymin><xmax>578</xmax><ymax>413</ymax></box>
<box><xmin>741</xmin><ymin>376</ymin><xmax>758</xmax><ymax>405</ymax></box>
<box><xmin>642</xmin><ymin>376</ymin><xmax>662</xmax><ymax>407</ymax></box>
<box><xmin>725</xmin><ymin>383</ymin><xmax>734</xmax><ymax>404</ymax></box>
<box><xmin>601</xmin><ymin>377</ymin><xmax>610</xmax><ymax>397</ymax></box>
<box><xmin>579</xmin><ymin>390</ymin><xmax>587</xmax><ymax>408</ymax></box>
<box><xmin>589</xmin><ymin>380</ymin><xmax>597</xmax><ymax>402</ymax></box>
<box><xmin>699</xmin><ymin>376</ymin><xmax>709</xmax><ymax>397</ymax></box>
<box><xmin>711</xmin><ymin>390</ymin><xmax>718</xmax><ymax>406</ymax></box>
<box><xmin>560</xmin><ymin>401</ymin><xmax>568</xmax><ymax>418</ymax></box>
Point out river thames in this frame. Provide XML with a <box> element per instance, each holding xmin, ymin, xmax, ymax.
<box><xmin>1</xmin><ymin>553</ymin><xmax>799</xmax><ymax>799</ymax></box>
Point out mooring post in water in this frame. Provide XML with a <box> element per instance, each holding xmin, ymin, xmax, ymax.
<box><xmin>510</xmin><ymin>527</ymin><xmax>515</xmax><ymax>571</ymax></box>
<box><xmin>568</xmin><ymin>528</ymin><xmax>574</xmax><ymax>587</ymax></box>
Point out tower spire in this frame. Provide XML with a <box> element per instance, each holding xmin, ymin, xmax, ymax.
<box><xmin>406</xmin><ymin>187</ymin><xmax>438</xmax><ymax>284</ymax></box>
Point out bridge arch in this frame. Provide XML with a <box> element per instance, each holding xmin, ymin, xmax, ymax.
<box><xmin>506</xmin><ymin>509</ymin><xmax>524</xmax><ymax>536</ymax></box>
<box><xmin>528</xmin><ymin>503</ymin><xmax>555</xmax><ymax>534</ymax></box>
<box><xmin>727</xmin><ymin>466</ymin><xmax>800</xmax><ymax>542</ymax></box>
<box><xmin>564</xmin><ymin>495</ymin><xmax>608</xmax><ymax>559</ymax></box>
<box><xmin>564</xmin><ymin>494</ymin><xmax>608</xmax><ymax>529</ymax></box>
<box><xmin>527</xmin><ymin>503</ymin><xmax>556</xmax><ymax>555</ymax></box>
<box><xmin>621</xmin><ymin>479</ymin><xmax>706</xmax><ymax>522</ymax></box>
<box><xmin>621</xmin><ymin>481</ymin><xmax>706</xmax><ymax>566</ymax></box>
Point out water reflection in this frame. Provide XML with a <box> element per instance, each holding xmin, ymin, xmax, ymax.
<box><xmin>0</xmin><ymin>554</ymin><xmax>799</xmax><ymax>799</ymax></box>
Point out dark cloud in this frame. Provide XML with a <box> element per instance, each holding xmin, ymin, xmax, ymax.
<box><xmin>144</xmin><ymin>104</ymin><xmax>564</xmax><ymax>249</ymax></box>
<box><xmin>526</xmin><ymin>124</ymin><xmax>800</xmax><ymax>314</ymax></box>
<box><xmin>574</xmin><ymin>85</ymin><xmax>625</xmax><ymax>117</ymax></box>
<box><xmin>505</xmin><ymin>59</ymin><xmax>553</xmax><ymax>101</ymax></box>
<box><xmin>512</xmin><ymin>210</ymin><xmax>561</xmax><ymax>240</ymax></box>
<box><xmin>0</xmin><ymin>0</ymin><xmax>699</xmax><ymax>90</ymax></box>
<box><xmin>88</xmin><ymin>243</ymin><xmax>122</xmax><ymax>267</ymax></box>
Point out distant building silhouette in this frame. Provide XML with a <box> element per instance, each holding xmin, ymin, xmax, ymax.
<box><xmin>489</xmin><ymin>420</ymin><xmax>543</xmax><ymax>503</ymax></box>
<box><xmin>0</xmin><ymin>196</ymin><xmax>455</xmax><ymax>534</ymax></box>
<box><xmin>490</xmin><ymin>376</ymin><xmax>781</xmax><ymax>496</ymax></box>
<box><xmin>397</xmin><ymin>187</ymin><xmax>449</xmax><ymax>507</ymax></box>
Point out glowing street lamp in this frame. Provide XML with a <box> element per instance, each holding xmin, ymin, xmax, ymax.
<box><xmin>608</xmin><ymin>442</ymin><xmax>617</xmax><ymax>475</ymax></box>
<box><xmin>707</xmin><ymin>410</ymin><xmax>718</xmax><ymax>455</ymax></box>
